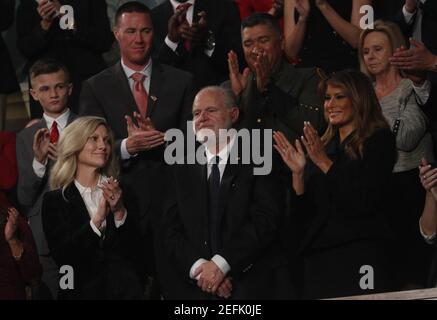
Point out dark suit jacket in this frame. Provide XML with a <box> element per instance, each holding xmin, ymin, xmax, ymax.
<box><xmin>41</xmin><ymin>183</ymin><xmax>145</xmax><ymax>299</ymax></box>
<box><xmin>16</xmin><ymin>113</ymin><xmax>77</xmax><ymax>255</ymax></box>
<box><xmin>79</xmin><ymin>60</ymin><xmax>194</xmax><ymax>159</ymax></box>
<box><xmin>16</xmin><ymin>0</ymin><xmax>114</xmax><ymax>115</ymax></box>
<box><xmin>392</xmin><ymin>0</ymin><xmax>437</xmax><ymax>54</ymax></box>
<box><xmin>0</xmin><ymin>0</ymin><xmax>19</xmax><ymax>94</ymax></box>
<box><xmin>157</xmin><ymin>143</ymin><xmax>293</xmax><ymax>299</ymax></box>
<box><xmin>151</xmin><ymin>0</ymin><xmax>244</xmax><ymax>90</ymax></box>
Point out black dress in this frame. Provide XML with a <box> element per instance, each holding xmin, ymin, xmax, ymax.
<box><xmin>296</xmin><ymin>0</ymin><xmax>357</xmax><ymax>74</ymax></box>
<box><xmin>296</xmin><ymin>128</ymin><xmax>397</xmax><ymax>299</ymax></box>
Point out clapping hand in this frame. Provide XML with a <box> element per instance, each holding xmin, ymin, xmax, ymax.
<box><xmin>273</xmin><ymin>131</ymin><xmax>306</xmax><ymax>175</ymax></box>
<box><xmin>228</xmin><ymin>50</ymin><xmax>251</xmax><ymax>97</ymax></box>
<box><xmin>100</xmin><ymin>177</ymin><xmax>125</xmax><ymax>217</ymax></box>
<box><xmin>301</xmin><ymin>121</ymin><xmax>332</xmax><ymax>173</ymax></box>
<box><xmin>125</xmin><ymin>112</ymin><xmax>165</xmax><ymax>154</ymax></box>
<box><xmin>4</xmin><ymin>208</ymin><xmax>19</xmax><ymax>242</ymax></box>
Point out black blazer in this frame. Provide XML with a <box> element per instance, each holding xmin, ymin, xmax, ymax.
<box><xmin>41</xmin><ymin>183</ymin><xmax>145</xmax><ymax>299</ymax></box>
<box><xmin>0</xmin><ymin>0</ymin><xmax>19</xmax><ymax>94</ymax></box>
<box><xmin>296</xmin><ymin>129</ymin><xmax>397</xmax><ymax>252</ymax></box>
<box><xmin>151</xmin><ymin>0</ymin><xmax>244</xmax><ymax>90</ymax></box>
<box><xmin>157</xmin><ymin>143</ymin><xmax>293</xmax><ymax>299</ymax></box>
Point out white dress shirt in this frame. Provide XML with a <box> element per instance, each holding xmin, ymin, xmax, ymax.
<box><xmin>120</xmin><ymin>58</ymin><xmax>153</xmax><ymax>160</ymax></box>
<box><xmin>165</xmin><ymin>0</ymin><xmax>214</xmax><ymax>57</ymax></box>
<box><xmin>189</xmin><ymin>135</ymin><xmax>236</xmax><ymax>280</ymax></box>
<box><xmin>32</xmin><ymin>108</ymin><xmax>71</xmax><ymax>178</ymax></box>
<box><xmin>74</xmin><ymin>176</ymin><xmax>127</xmax><ymax>238</ymax></box>
<box><xmin>403</xmin><ymin>0</ymin><xmax>427</xmax><ymax>42</ymax></box>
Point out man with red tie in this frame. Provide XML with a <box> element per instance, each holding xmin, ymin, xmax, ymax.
<box><xmin>16</xmin><ymin>58</ymin><xmax>77</xmax><ymax>299</ymax></box>
<box><xmin>79</xmin><ymin>2</ymin><xmax>194</xmax><ymax>297</ymax></box>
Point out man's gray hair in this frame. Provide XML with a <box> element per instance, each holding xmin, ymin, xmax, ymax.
<box><xmin>198</xmin><ymin>85</ymin><xmax>237</xmax><ymax>109</ymax></box>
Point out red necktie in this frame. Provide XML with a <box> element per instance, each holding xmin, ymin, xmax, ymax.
<box><xmin>177</xmin><ymin>3</ymin><xmax>193</xmax><ymax>53</ymax></box>
<box><xmin>50</xmin><ymin>121</ymin><xmax>59</xmax><ymax>144</ymax></box>
<box><xmin>131</xmin><ymin>72</ymin><xmax>148</xmax><ymax>117</ymax></box>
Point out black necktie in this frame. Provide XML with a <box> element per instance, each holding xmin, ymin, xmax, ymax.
<box><xmin>208</xmin><ymin>156</ymin><xmax>221</xmax><ymax>254</ymax></box>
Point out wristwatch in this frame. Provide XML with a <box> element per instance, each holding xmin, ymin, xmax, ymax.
<box><xmin>205</xmin><ymin>30</ymin><xmax>216</xmax><ymax>51</ymax></box>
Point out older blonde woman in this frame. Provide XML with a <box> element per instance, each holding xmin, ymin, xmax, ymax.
<box><xmin>359</xmin><ymin>20</ymin><xmax>434</xmax><ymax>290</ymax></box>
<box><xmin>41</xmin><ymin>116</ymin><xmax>145</xmax><ymax>299</ymax></box>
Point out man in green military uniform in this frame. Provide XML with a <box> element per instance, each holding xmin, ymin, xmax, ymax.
<box><xmin>223</xmin><ymin>13</ymin><xmax>326</xmax><ymax>143</ymax></box>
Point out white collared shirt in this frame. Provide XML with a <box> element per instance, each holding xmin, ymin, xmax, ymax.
<box><xmin>189</xmin><ymin>134</ymin><xmax>237</xmax><ymax>280</ymax></box>
<box><xmin>121</xmin><ymin>58</ymin><xmax>152</xmax><ymax>93</ymax></box>
<box><xmin>74</xmin><ymin>176</ymin><xmax>127</xmax><ymax>238</ymax></box>
<box><xmin>204</xmin><ymin>135</ymin><xmax>237</xmax><ymax>182</ymax></box>
<box><xmin>32</xmin><ymin>108</ymin><xmax>71</xmax><ymax>178</ymax></box>
<box><xmin>170</xmin><ymin>0</ymin><xmax>195</xmax><ymax>25</ymax></box>
<box><xmin>120</xmin><ymin>58</ymin><xmax>153</xmax><ymax>160</ymax></box>
<box><xmin>403</xmin><ymin>0</ymin><xmax>427</xmax><ymax>42</ymax></box>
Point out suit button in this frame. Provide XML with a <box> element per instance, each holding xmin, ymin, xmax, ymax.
<box><xmin>257</xmin><ymin>118</ymin><xmax>262</xmax><ymax>123</ymax></box>
<box><xmin>204</xmin><ymin>241</ymin><xmax>207</xmax><ymax>246</ymax></box>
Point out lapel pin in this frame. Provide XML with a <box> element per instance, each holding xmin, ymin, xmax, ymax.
<box><xmin>151</xmin><ymin>95</ymin><xmax>158</xmax><ymax>102</ymax></box>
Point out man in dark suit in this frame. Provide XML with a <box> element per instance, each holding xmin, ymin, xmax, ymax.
<box><xmin>79</xmin><ymin>1</ymin><xmax>194</xmax><ymax>164</ymax></box>
<box><xmin>79</xmin><ymin>2</ymin><xmax>194</xmax><ymax>296</ymax></box>
<box><xmin>16</xmin><ymin>0</ymin><xmax>114</xmax><ymax>117</ymax></box>
<box><xmin>16</xmin><ymin>58</ymin><xmax>77</xmax><ymax>299</ymax></box>
<box><xmin>0</xmin><ymin>0</ymin><xmax>19</xmax><ymax>130</ymax></box>
<box><xmin>151</xmin><ymin>0</ymin><xmax>244</xmax><ymax>90</ymax></box>
<box><xmin>157</xmin><ymin>86</ymin><xmax>293</xmax><ymax>299</ymax></box>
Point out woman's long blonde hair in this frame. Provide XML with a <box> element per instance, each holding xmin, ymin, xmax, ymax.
<box><xmin>49</xmin><ymin>116</ymin><xmax>118</xmax><ymax>191</ymax></box>
<box><xmin>319</xmin><ymin>69</ymin><xmax>390</xmax><ymax>159</ymax></box>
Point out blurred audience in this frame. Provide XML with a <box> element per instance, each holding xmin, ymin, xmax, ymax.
<box><xmin>0</xmin><ymin>131</ymin><xmax>17</xmax><ymax>208</ymax></box>
<box><xmin>0</xmin><ymin>0</ymin><xmax>20</xmax><ymax>130</ymax></box>
<box><xmin>16</xmin><ymin>0</ymin><xmax>114</xmax><ymax>118</ymax></box>
<box><xmin>151</xmin><ymin>0</ymin><xmax>244</xmax><ymax>90</ymax></box>
<box><xmin>283</xmin><ymin>0</ymin><xmax>372</xmax><ymax>73</ymax></box>
<box><xmin>0</xmin><ymin>205</ymin><xmax>42</xmax><ymax>300</ymax></box>
<box><xmin>235</xmin><ymin>0</ymin><xmax>284</xmax><ymax>21</ymax></box>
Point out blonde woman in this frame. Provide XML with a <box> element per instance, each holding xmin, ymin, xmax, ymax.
<box><xmin>41</xmin><ymin>116</ymin><xmax>145</xmax><ymax>299</ymax></box>
<box><xmin>359</xmin><ymin>20</ymin><xmax>434</xmax><ymax>290</ymax></box>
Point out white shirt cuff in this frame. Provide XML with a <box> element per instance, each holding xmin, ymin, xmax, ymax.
<box><xmin>165</xmin><ymin>35</ymin><xmax>179</xmax><ymax>52</ymax></box>
<box><xmin>189</xmin><ymin>258</ymin><xmax>208</xmax><ymax>280</ymax></box>
<box><xmin>120</xmin><ymin>138</ymin><xmax>136</xmax><ymax>160</ymax></box>
<box><xmin>419</xmin><ymin>217</ymin><xmax>436</xmax><ymax>244</ymax></box>
<box><xmin>90</xmin><ymin>220</ymin><xmax>103</xmax><ymax>238</ymax></box>
<box><xmin>403</xmin><ymin>5</ymin><xmax>416</xmax><ymax>24</ymax></box>
<box><xmin>32</xmin><ymin>157</ymin><xmax>47</xmax><ymax>178</ymax></box>
<box><xmin>114</xmin><ymin>210</ymin><xmax>127</xmax><ymax>228</ymax></box>
<box><xmin>212</xmin><ymin>254</ymin><xmax>231</xmax><ymax>276</ymax></box>
<box><xmin>413</xmin><ymin>79</ymin><xmax>431</xmax><ymax>105</ymax></box>
<box><xmin>204</xmin><ymin>47</ymin><xmax>215</xmax><ymax>57</ymax></box>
